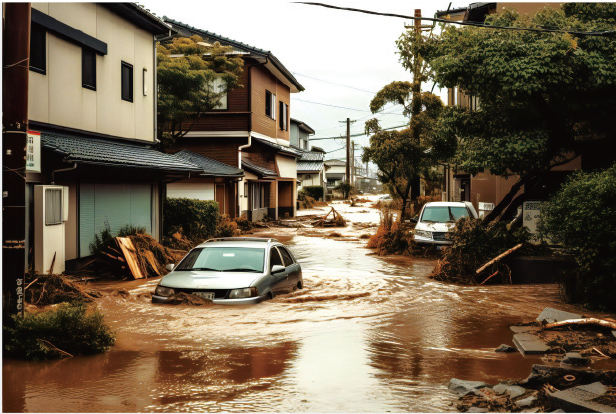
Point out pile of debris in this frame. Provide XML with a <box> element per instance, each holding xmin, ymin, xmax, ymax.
<box><xmin>93</xmin><ymin>234</ymin><xmax>175</xmax><ymax>279</ymax></box>
<box><xmin>24</xmin><ymin>273</ymin><xmax>101</xmax><ymax>306</ymax></box>
<box><xmin>311</xmin><ymin>207</ymin><xmax>346</xmax><ymax>227</ymax></box>
<box><xmin>450</xmin><ymin>308</ymin><xmax>616</xmax><ymax>412</ymax></box>
<box><xmin>450</xmin><ymin>365</ymin><xmax>616</xmax><ymax>413</ymax></box>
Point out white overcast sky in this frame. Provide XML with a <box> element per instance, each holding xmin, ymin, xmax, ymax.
<box><xmin>145</xmin><ymin>0</ymin><xmax>454</xmax><ymax>161</ymax></box>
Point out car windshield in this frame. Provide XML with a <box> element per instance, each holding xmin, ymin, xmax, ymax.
<box><xmin>175</xmin><ymin>247</ymin><xmax>265</xmax><ymax>273</ymax></box>
<box><xmin>421</xmin><ymin>206</ymin><xmax>469</xmax><ymax>223</ymax></box>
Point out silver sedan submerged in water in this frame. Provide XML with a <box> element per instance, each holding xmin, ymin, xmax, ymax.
<box><xmin>152</xmin><ymin>238</ymin><xmax>303</xmax><ymax>305</ymax></box>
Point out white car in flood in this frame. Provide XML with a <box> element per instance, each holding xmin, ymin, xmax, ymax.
<box><xmin>413</xmin><ymin>201</ymin><xmax>478</xmax><ymax>245</ymax></box>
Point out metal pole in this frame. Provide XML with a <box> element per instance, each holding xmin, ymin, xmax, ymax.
<box><xmin>346</xmin><ymin>118</ymin><xmax>350</xmax><ymax>191</ymax></box>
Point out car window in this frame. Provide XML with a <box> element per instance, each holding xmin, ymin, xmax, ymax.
<box><xmin>421</xmin><ymin>206</ymin><xmax>469</xmax><ymax>223</ymax></box>
<box><xmin>175</xmin><ymin>247</ymin><xmax>265</xmax><ymax>272</ymax></box>
<box><xmin>269</xmin><ymin>247</ymin><xmax>284</xmax><ymax>270</ymax></box>
<box><xmin>277</xmin><ymin>246</ymin><xmax>294</xmax><ymax>266</ymax></box>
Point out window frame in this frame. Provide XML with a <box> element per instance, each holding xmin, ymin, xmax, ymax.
<box><xmin>45</xmin><ymin>188</ymin><xmax>62</xmax><ymax>226</ymax></box>
<box><xmin>265</xmin><ymin>90</ymin><xmax>276</xmax><ymax>119</ymax></box>
<box><xmin>82</xmin><ymin>47</ymin><xmax>96</xmax><ymax>90</ymax></box>
<box><xmin>121</xmin><ymin>61</ymin><xmax>133</xmax><ymax>102</ymax></box>
<box><xmin>29</xmin><ymin>23</ymin><xmax>46</xmax><ymax>74</ymax></box>
<box><xmin>277</xmin><ymin>246</ymin><xmax>294</xmax><ymax>266</ymax></box>
<box><xmin>207</xmin><ymin>76</ymin><xmax>228</xmax><ymax>110</ymax></box>
<box><xmin>279</xmin><ymin>102</ymin><xmax>288</xmax><ymax>131</ymax></box>
<box><xmin>269</xmin><ymin>246</ymin><xmax>284</xmax><ymax>271</ymax></box>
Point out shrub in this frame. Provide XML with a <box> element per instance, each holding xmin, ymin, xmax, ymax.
<box><xmin>90</xmin><ymin>223</ymin><xmax>146</xmax><ymax>255</ymax></box>
<box><xmin>233</xmin><ymin>216</ymin><xmax>253</xmax><ymax>232</ymax></box>
<box><xmin>216</xmin><ymin>215</ymin><xmax>240</xmax><ymax>237</ymax></box>
<box><xmin>539</xmin><ymin>165</ymin><xmax>616</xmax><ymax>310</ymax></box>
<box><xmin>3</xmin><ymin>302</ymin><xmax>116</xmax><ymax>360</ymax></box>
<box><xmin>301</xmin><ymin>186</ymin><xmax>325</xmax><ymax>201</ymax></box>
<box><xmin>431</xmin><ymin>217</ymin><xmax>531</xmax><ymax>284</ymax></box>
<box><xmin>367</xmin><ymin>210</ymin><xmax>413</xmax><ymax>255</ymax></box>
<box><xmin>334</xmin><ymin>183</ymin><xmax>354</xmax><ymax>199</ymax></box>
<box><xmin>164</xmin><ymin>198</ymin><xmax>219</xmax><ymax>241</ymax></box>
<box><xmin>299</xmin><ymin>195</ymin><xmax>316</xmax><ymax>210</ymax></box>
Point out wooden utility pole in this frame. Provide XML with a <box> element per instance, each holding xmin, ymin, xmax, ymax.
<box><xmin>339</xmin><ymin>118</ymin><xmax>355</xmax><ymax>198</ymax></box>
<box><xmin>3</xmin><ymin>3</ymin><xmax>31</xmax><ymax>316</ymax></box>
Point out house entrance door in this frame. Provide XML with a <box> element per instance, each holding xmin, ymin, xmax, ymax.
<box><xmin>215</xmin><ymin>184</ymin><xmax>226</xmax><ymax>214</ymax></box>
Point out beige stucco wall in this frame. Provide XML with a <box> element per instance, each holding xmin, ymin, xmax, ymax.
<box><xmin>28</xmin><ymin>3</ymin><xmax>155</xmax><ymax>142</ymax></box>
<box><xmin>275</xmin><ymin>154</ymin><xmax>297</xmax><ymax>180</ymax></box>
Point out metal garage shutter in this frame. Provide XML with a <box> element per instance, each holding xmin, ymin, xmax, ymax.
<box><xmin>79</xmin><ymin>183</ymin><xmax>152</xmax><ymax>257</ymax></box>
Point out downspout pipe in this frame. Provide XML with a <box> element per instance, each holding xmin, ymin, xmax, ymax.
<box><xmin>51</xmin><ymin>163</ymin><xmax>77</xmax><ymax>185</ymax></box>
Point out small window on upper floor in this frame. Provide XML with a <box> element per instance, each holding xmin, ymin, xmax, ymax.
<box><xmin>265</xmin><ymin>90</ymin><xmax>276</xmax><ymax>119</ymax></box>
<box><xmin>30</xmin><ymin>23</ymin><xmax>46</xmax><ymax>74</ymax></box>
<box><xmin>279</xmin><ymin>102</ymin><xmax>288</xmax><ymax>131</ymax></box>
<box><xmin>121</xmin><ymin>61</ymin><xmax>133</xmax><ymax>102</ymax></box>
<box><xmin>82</xmin><ymin>48</ymin><xmax>96</xmax><ymax>90</ymax></box>
<box><xmin>207</xmin><ymin>77</ymin><xmax>228</xmax><ymax>110</ymax></box>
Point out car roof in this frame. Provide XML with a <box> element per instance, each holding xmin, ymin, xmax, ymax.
<box><xmin>195</xmin><ymin>237</ymin><xmax>280</xmax><ymax>249</ymax></box>
<box><xmin>423</xmin><ymin>201</ymin><xmax>470</xmax><ymax>207</ymax></box>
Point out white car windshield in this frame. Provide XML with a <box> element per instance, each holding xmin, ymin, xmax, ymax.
<box><xmin>175</xmin><ymin>247</ymin><xmax>265</xmax><ymax>273</ymax></box>
<box><xmin>421</xmin><ymin>206</ymin><xmax>469</xmax><ymax>223</ymax></box>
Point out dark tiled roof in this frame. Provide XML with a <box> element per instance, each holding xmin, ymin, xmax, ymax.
<box><xmin>172</xmin><ymin>150</ymin><xmax>243</xmax><ymax>177</ymax></box>
<box><xmin>299</xmin><ymin>151</ymin><xmax>324</xmax><ymax>162</ymax></box>
<box><xmin>42</xmin><ymin>134</ymin><xmax>201</xmax><ymax>173</ymax></box>
<box><xmin>242</xmin><ymin>160</ymin><xmax>277</xmax><ymax>178</ymax></box>
<box><xmin>252</xmin><ymin>137</ymin><xmax>302</xmax><ymax>157</ymax></box>
<box><xmin>297</xmin><ymin>161</ymin><xmax>323</xmax><ymax>173</ymax></box>
<box><xmin>325</xmin><ymin>159</ymin><xmax>346</xmax><ymax>166</ymax></box>
<box><xmin>162</xmin><ymin>18</ymin><xmax>304</xmax><ymax>92</ymax></box>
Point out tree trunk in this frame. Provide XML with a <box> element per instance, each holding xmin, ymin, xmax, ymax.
<box><xmin>497</xmin><ymin>192</ymin><xmax>530</xmax><ymax>223</ymax></box>
<box><xmin>482</xmin><ymin>174</ymin><xmax>532</xmax><ymax>225</ymax></box>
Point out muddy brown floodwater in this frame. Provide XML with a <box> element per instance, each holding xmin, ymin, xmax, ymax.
<box><xmin>4</xmin><ymin>201</ymin><xmax>616</xmax><ymax>413</ymax></box>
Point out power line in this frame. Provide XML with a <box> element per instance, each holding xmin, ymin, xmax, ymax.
<box><xmin>311</xmin><ymin>123</ymin><xmax>408</xmax><ymax>141</ymax></box>
<box><xmin>293</xmin><ymin>98</ymin><xmax>405</xmax><ymax>115</ymax></box>
<box><xmin>292</xmin><ymin>72</ymin><xmax>378</xmax><ymax>94</ymax></box>
<box><xmin>296</xmin><ymin>3</ymin><xmax>616</xmax><ymax>37</ymax></box>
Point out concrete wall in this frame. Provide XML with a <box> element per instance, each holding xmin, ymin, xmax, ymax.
<box><xmin>29</xmin><ymin>3</ymin><xmax>156</xmax><ymax>142</ymax></box>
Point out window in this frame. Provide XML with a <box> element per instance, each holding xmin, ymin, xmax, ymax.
<box><xmin>279</xmin><ymin>102</ymin><xmax>288</xmax><ymax>130</ymax></box>
<box><xmin>82</xmin><ymin>48</ymin><xmax>96</xmax><ymax>90</ymax></box>
<box><xmin>45</xmin><ymin>188</ymin><xmax>62</xmax><ymax>225</ymax></box>
<box><xmin>207</xmin><ymin>77</ymin><xmax>227</xmax><ymax>110</ymax></box>
<box><xmin>121</xmin><ymin>62</ymin><xmax>133</xmax><ymax>102</ymax></box>
<box><xmin>277</xmin><ymin>246</ymin><xmax>294</xmax><ymax>266</ymax></box>
<box><xmin>265</xmin><ymin>90</ymin><xmax>276</xmax><ymax>119</ymax></box>
<box><xmin>269</xmin><ymin>247</ymin><xmax>283</xmax><ymax>271</ymax></box>
<box><xmin>30</xmin><ymin>23</ymin><xmax>46</xmax><ymax>74</ymax></box>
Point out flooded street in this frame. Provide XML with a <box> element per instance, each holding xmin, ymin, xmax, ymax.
<box><xmin>4</xmin><ymin>200</ymin><xmax>615</xmax><ymax>412</ymax></box>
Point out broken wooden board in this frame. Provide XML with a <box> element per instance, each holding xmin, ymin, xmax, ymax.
<box><xmin>143</xmin><ymin>250</ymin><xmax>161</xmax><ymax>277</ymax></box>
<box><xmin>512</xmin><ymin>333</ymin><xmax>550</xmax><ymax>355</ymax></box>
<box><xmin>115</xmin><ymin>237</ymin><xmax>145</xmax><ymax>279</ymax></box>
<box><xmin>536</xmin><ymin>308</ymin><xmax>582</xmax><ymax>324</ymax></box>
<box><xmin>548</xmin><ymin>382</ymin><xmax>614</xmax><ymax>413</ymax></box>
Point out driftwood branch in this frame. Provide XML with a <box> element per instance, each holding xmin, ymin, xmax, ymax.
<box><xmin>476</xmin><ymin>243</ymin><xmax>523</xmax><ymax>274</ymax></box>
<box><xmin>39</xmin><ymin>339</ymin><xmax>73</xmax><ymax>358</ymax></box>
<box><xmin>24</xmin><ymin>278</ymin><xmax>39</xmax><ymax>291</ymax></box>
<box><xmin>544</xmin><ymin>318</ymin><xmax>616</xmax><ymax>331</ymax></box>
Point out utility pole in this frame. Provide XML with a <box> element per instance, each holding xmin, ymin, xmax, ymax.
<box><xmin>3</xmin><ymin>3</ymin><xmax>31</xmax><ymax>317</ymax></box>
<box><xmin>351</xmin><ymin>139</ymin><xmax>355</xmax><ymax>187</ymax></box>
<box><xmin>339</xmin><ymin>118</ymin><xmax>355</xmax><ymax>199</ymax></box>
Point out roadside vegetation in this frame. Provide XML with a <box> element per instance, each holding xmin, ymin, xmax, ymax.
<box><xmin>3</xmin><ymin>301</ymin><xmax>115</xmax><ymax>360</ymax></box>
<box><xmin>539</xmin><ymin>165</ymin><xmax>616</xmax><ymax>311</ymax></box>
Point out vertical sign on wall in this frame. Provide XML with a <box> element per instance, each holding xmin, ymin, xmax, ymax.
<box><xmin>26</xmin><ymin>130</ymin><xmax>41</xmax><ymax>172</ymax></box>
<box><xmin>522</xmin><ymin>200</ymin><xmax>543</xmax><ymax>243</ymax></box>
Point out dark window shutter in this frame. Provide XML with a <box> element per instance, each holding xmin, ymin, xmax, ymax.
<box><xmin>121</xmin><ymin>62</ymin><xmax>133</xmax><ymax>102</ymax></box>
<box><xmin>265</xmin><ymin>90</ymin><xmax>272</xmax><ymax>116</ymax></box>
<box><xmin>30</xmin><ymin>23</ymin><xmax>46</xmax><ymax>74</ymax></box>
<box><xmin>82</xmin><ymin>48</ymin><xmax>96</xmax><ymax>90</ymax></box>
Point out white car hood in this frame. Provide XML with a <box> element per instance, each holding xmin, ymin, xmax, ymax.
<box><xmin>415</xmin><ymin>221</ymin><xmax>455</xmax><ymax>232</ymax></box>
<box><xmin>161</xmin><ymin>270</ymin><xmax>263</xmax><ymax>290</ymax></box>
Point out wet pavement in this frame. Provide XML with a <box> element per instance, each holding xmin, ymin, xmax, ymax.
<box><xmin>4</xmin><ymin>197</ymin><xmax>616</xmax><ymax>412</ymax></box>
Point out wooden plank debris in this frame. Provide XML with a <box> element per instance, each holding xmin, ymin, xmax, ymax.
<box><xmin>476</xmin><ymin>243</ymin><xmax>523</xmax><ymax>274</ymax></box>
<box><xmin>116</xmin><ymin>237</ymin><xmax>145</xmax><ymax>279</ymax></box>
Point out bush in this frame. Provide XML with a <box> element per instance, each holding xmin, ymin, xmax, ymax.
<box><xmin>300</xmin><ymin>186</ymin><xmax>325</xmax><ymax>201</ymax></box>
<box><xmin>334</xmin><ymin>183</ymin><xmax>354</xmax><ymax>199</ymax></box>
<box><xmin>431</xmin><ymin>217</ymin><xmax>531</xmax><ymax>284</ymax></box>
<box><xmin>233</xmin><ymin>216</ymin><xmax>253</xmax><ymax>232</ymax></box>
<box><xmin>299</xmin><ymin>195</ymin><xmax>316</xmax><ymax>210</ymax></box>
<box><xmin>3</xmin><ymin>302</ymin><xmax>116</xmax><ymax>360</ymax></box>
<box><xmin>539</xmin><ymin>165</ymin><xmax>616</xmax><ymax>310</ymax></box>
<box><xmin>367</xmin><ymin>210</ymin><xmax>413</xmax><ymax>255</ymax></box>
<box><xmin>216</xmin><ymin>215</ymin><xmax>240</xmax><ymax>237</ymax></box>
<box><xmin>164</xmin><ymin>198</ymin><xmax>220</xmax><ymax>241</ymax></box>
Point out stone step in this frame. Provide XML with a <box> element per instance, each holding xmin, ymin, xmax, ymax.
<box><xmin>513</xmin><ymin>333</ymin><xmax>550</xmax><ymax>355</ymax></box>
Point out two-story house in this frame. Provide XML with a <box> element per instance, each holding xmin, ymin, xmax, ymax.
<box><xmin>291</xmin><ymin>118</ymin><xmax>327</xmax><ymax>198</ymax></box>
<box><xmin>162</xmin><ymin>18</ymin><xmax>305</xmax><ymax>221</ymax></box>
<box><xmin>11</xmin><ymin>3</ymin><xmax>205</xmax><ymax>274</ymax></box>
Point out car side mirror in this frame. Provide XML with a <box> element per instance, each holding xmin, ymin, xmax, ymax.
<box><xmin>271</xmin><ymin>265</ymin><xmax>285</xmax><ymax>274</ymax></box>
<box><xmin>166</xmin><ymin>263</ymin><xmax>175</xmax><ymax>271</ymax></box>
<box><xmin>410</xmin><ymin>216</ymin><xmax>419</xmax><ymax>223</ymax></box>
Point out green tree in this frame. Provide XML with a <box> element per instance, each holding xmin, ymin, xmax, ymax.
<box><xmin>539</xmin><ymin>164</ymin><xmax>616</xmax><ymax>310</ymax></box>
<box><xmin>418</xmin><ymin>4</ymin><xmax>616</xmax><ymax>223</ymax></box>
<box><xmin>363</xmin><ymin>25</ymin><xmax>453</xmax><ymax>221</ymax></box>
<box><xmin>157</xmin><ymin>36</ymin><xmax>244</xmax><ymax>147</ymax></box>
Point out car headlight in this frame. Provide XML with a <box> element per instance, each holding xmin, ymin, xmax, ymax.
<box><xmin>414</xmin><ymin>230</ymin><xmax>432</xmax><ymax>239</ymax></box>
<box><xmin>228</xmin><ymin>287</ymin><xmax>258</xmax><ymax>299</ymax></box>
<box><xmin>155</xmin><ymin>285</ymin><xmax>175</xmax><ymax>297</ymax></box>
